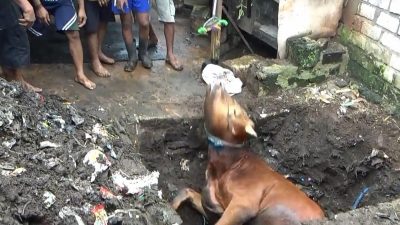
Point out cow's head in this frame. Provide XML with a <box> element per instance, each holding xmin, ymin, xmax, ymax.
<box><xmin>204</xmin><ymin>84</ymin><xmax>257</xmax><ymax>145</ymax></box>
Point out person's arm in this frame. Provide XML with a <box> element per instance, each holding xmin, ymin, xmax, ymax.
<box><xmin>14</xmin><ymin>0</ymin><xmax>35</xmax><ymax>27</ymax></box>
<box><xmin>29</xmin><ymin>0</ymin><xmax>50</xmax><ymax>25</ymax></box>
<box><xmin>77</xmin><ymin>0</ymin><xmax>87</xmax><ymax>27</ymax></box>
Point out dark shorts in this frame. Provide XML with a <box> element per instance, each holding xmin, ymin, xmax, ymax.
<box><xmin>28</xmin><ymin>0</ymin><xmax>79</xmax><ymax>37</ymax></box>
<box><xmin>111</xmin><ymin>0</ymin><xmax>151</xmax><ymax>14</ymax></box>
<box><xmin>85</xmin><ymin>1</ymin><xmax>115</xmax><ymax>33</ymax></box>
<box><xmin>0</xmin><ymin>25</ymin><xmax>30</xmax><ymax>68</ymax></box>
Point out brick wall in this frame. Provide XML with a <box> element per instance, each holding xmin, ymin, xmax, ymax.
<box><xmin>339</xmin><ymin>0</ymin><xmax>400</xmax><ymax>92</ymax></box>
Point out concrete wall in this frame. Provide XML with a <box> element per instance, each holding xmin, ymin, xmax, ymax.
<box><xmin>339</xmin><ymin>0</ymin><xmax>400</xmax><ymax>94</ymax></box>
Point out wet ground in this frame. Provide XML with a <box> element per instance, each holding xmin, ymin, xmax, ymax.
<box><xmin>2</xmin><ymin>5</ymin><xmax>400</xmax><ymax>225</ymax></box>
<box><xmin>24</xmin><ymin>8</ymin><xmax>210</xmax><ymax>120</ymax></box>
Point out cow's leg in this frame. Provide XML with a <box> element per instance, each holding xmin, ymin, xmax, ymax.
<box><xmin>215</xmin><ymin>201</ymin><xmax>256</xmax><ymax>225</ymax></box>
<box><xmin>171</xmin><ymin>188</ymin><xmax>207</xmax><ymax>217</ymax></box>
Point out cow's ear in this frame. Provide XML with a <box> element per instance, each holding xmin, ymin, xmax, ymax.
<box><xmin>245</xmin><ymin>123</ymin><xmax>257</xmax><ymax>137</ymax></box>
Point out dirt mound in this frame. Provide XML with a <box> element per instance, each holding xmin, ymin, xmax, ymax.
<box><xmin>0</xmin><ymin>78</ymin><xmax>181</xmax><ymax>225</ymax></box>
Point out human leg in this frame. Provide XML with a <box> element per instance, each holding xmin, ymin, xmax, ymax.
<box><xmin>154</xmin><ymin>0</ymin><xmax>182</xmax><ymax>71</ymax></box>
<box><xmin>120</xmin><ymin>12</ymin><xmax>138</xmax><ymax>72</ymax></box>
<box><xmin>0</xmin><ymin>25</ymin><xmax>41</xmax><ymax>92</ymax></box>
<box><xmin>85</xmin><ymin>0</ymin><xmax>111</xmax><ymax>77</ymax></box>
<box><xmin>98</xmin><ymin>3</ymin><xmax>115</xmax><ymax>64</ymax></box>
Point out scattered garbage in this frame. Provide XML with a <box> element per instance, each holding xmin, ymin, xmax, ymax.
<box><xmin>0</xmin><ymin>78</ymin><xmax>178</xmax><ymax>224</ymax></box>
<box><xmin>92</xmin><ymin>203</ymin><xmax>108</xmax><ymax>225</ymax></box>
<box><xmin>100</xmin><ymin>186</ymin><xmax>122</xmax><ymax>200</ymax></box>
<box><xmin>180</xmin><ymin>159</ymin><xmax>190</xmax><ymax>171</ymax></box>
<box><xmin>83</xmin><ymin>149</ymin><xmax>111</xmax><ymax>182</ymax></box>
<box><xmin>2</xmin><ymin>138</ymin><xmax>16</xmax><ymax>149</ymax></box>
<box><xmin>202</xmin><ymin>64</ymin><xmax>243</xmax><ymax>96</ymax></box>
<box><xmin>1</xmin><ymin>167</ymin><xmax>26</xmax><ymax>177</ymax></box>
<box><xmin>43</xmin><ymin>191</ymin><xmax>56</xmax><ymax>209</ymax></box>
<box><xmin>112</xmin><ymin>170</ymin><xmax>160</xmax><ymax>195</ymax></box>
<box><xmin>39</xmin><ymin>141</ymin><xmax>61</xmax><ymax>149</ymax></box>
<box><xmin>352</xmin><ymin>187</ymin><xmax>369</xmax><ymax>209</ymax></box>
<box><xmin>59</xmin><ymin>206</ymin><xmax>85</xmax><ymax>225</ymax></box>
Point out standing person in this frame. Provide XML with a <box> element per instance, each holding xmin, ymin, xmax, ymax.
<box><xmin>84</xmin><ymin>0</ymin><xmax>116</xmax><ymax>77</ymax></box>
<box><xmin>29</xmin><ymin>0</ymin><xmax>97</xmax><ymax>90</ymax></box>
<box><xmin>112</xmin><ymin>0</ymin><xmax>153</xmax><ymax>72</ymax></box>
<box><xmin>0</xmin><ymin>0</ymin><xmax>42</xmax><ymax>92</ymax></box>
<box><xmin>150</xmin><ymin>0</ymin><xmax>183</xmax><ymax>71</ymax></box>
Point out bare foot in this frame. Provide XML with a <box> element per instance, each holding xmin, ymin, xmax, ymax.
<box><xmin>98</xmin><ymin>51</ymin><xmax>115</xmax><ymax>65</ymax></box>
<box><xmin>74</xmin><ymin>75</ymin><xmax>96</xmax><ymax>90</ymax></box>
<box><xmin>91</xmin><ymin>62</ymin><xmax>111</xmax><ymax>78</ymax></box>
<box><xmin>166</xmin><ymin>54</ymin><xmax>183</xmax><ymax>71</ymax></box>
<box><xmin>21</xmin><ymin>80</ymin><xmax>42</xmax><ymax>93</ymax></box>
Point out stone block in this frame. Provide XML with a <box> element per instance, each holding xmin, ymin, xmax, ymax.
<box><xmin>286</xmin><ymin>37</ymin><xmax>323</xmax><ymax>69</ymax></box>
<box><xmin>369</xmin><ymin>0</ymin><xmax>390</xmax><ymax>9</ymax></box>
<box><xmin>361</xmin><ymin>20</ymin><xmax>382</xmax><ymax>40</ymax></box>
<box><xmin>364</xmin><ymin>39</ymin><xmax>391</xmax><ymax>64</ymax></box>
<box><xmin>390</xmin><ymin>54</ymin><xmax>400</xmax><ymax>71</ymax></box>
<box><xmin>390</xmin><ymin>0</ymin><xmax>400</xmax><ymax>15</ymax></box>
<box><xmin>249</xmin><ymin>61</ymin><xmax>298</xmax><ymax>92</ymax></box>
<box><xmin>359</xmin><ymin>3</ymin><xmax>376</xmax><ymax>20</ymax></box>
<box><xmin>222</xmin><ymin>54</ymin><xmax>264</xmax><ymax>75</ymax></box>
<box><xmin>377</xmin><ymin>12</ymin><xmax>400</xmax><ymax>32</ymax></box>
<box><xmin>321</xmin><ymin>42</ymin><xmax>347</xmax><ymax>65</ymax></box>
<box><xmin>380</xmin><ymin>32</ymin><xmax>400</xmax><ymax>54</ymax></box>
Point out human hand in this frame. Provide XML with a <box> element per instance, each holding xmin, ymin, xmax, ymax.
<box><xmin>35</xmin><ymin>5</ymin><xmax>50</xmax><ymax>25</ymax></box>
<box><xmin>19</xmin><ymin>5</ymin><xmax>36</xmax><ymax>27</ymax></box>
<box><xmin>78</xmin><ymin>9</ymin><xmax>87</xmax><ymax>27</ymax></box>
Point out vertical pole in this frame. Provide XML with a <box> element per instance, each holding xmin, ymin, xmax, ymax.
<box><xmin>210</xmin><ymin>0</ymin><xmax>223</xmax><ymax>64</ymax></box>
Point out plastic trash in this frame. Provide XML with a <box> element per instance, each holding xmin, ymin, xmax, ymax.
<box><xmin>1</xmin><ymin>167</ymin><xmax>26</xmax><ymax>177</ymax></box>
<box><xmin>2</xmin><ymin>138</ymin><xmax>16</xmax><ymax>149</ymax></box>
<box><xmin>43</xmin><ymin>191</ymin><xmax>56</xmax><ymax>209</ymax></box>
<box><xmin>100</xmin><ymin>186</ymin><xmax>122</xmax><ymax>200</ymax></box>
<box><xmin>92</xmin><ymin>203</ymin><xmax>108</xmax><ymax>225</ymax></box>
<box><xmin>83</xmin><ymin>149</ymin><xmax>111</xmax><ymax>182</ymax></box>
<box><xmin>72</xmin><ymin>114</ymin><xmax>85</xmax><ymax>126</ymax></box>
<box><xmin>59</xmin><ymin>206</ymin><xmax>85</xmax><ymax>225</ymax></box>
<box><xmin>112</xmin><ymin>170</ymin><xmax>159</xmax><ymax>195</ymax></box>
<box><xmin>40</xmin><ymin>141</ymin><xmax>61</xmax><ymax>149</ymax></box>
<box><xmin>44</xmin><ymin>158</ymin><xmax>61</xmax><ymax>169</ymax></box>
<box><xmin>202</xmin><ymin>64</ymin><xmax>243</xmax><ymax>96</ymax></box>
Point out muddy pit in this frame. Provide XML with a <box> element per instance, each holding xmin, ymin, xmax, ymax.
<box><xmin>137</xmin><ymin>104</ymin><xmax>400</xmax><ymax>225</ymax></box>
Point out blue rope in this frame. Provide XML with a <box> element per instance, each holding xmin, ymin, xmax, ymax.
<box><xmin>352</xmin><ymin>187</ymin><xmax>369</xmax><ymax>209</ymax></box>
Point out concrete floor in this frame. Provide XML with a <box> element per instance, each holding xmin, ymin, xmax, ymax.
<box><xmin>23</xmin><ymin>8</ymin><xmax>212</xmax><ymax>120</ymax></box>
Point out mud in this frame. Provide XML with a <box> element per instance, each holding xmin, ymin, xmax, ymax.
<box><xmin>0</xmin><ymin>78</ymin><xmax>181</xmax><ymax>225</ymax></box>
<box><xmin>138</xmin><ymin>89</ymin><xmax>400</xmax><ymax>225</ymax></box>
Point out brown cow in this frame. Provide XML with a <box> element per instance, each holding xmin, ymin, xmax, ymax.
<box><xmin>171</xmin><ymin>84</ymin><xmax>325</xmax><ymax>225</ymax></box>
<box><xmin>277</xmin><ymin>0</ymin><xmax>346</xmax><ymax>58</ymax></box>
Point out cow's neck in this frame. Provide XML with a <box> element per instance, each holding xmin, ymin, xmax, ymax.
<box><xmin>207</xmin><ymin>145</ymin><xmax>248</xmax><ymax>179</ymax></box>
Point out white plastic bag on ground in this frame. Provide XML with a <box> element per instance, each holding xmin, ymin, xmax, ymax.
<box><xmin>202</xmin><ymin>64</ymin><xmax>243</xmax><ymax>96</ymax></box>
<box><xmin>112</xmin><ymin>170</ymin><xmax>159</xmax><ymax>195</ymax></box>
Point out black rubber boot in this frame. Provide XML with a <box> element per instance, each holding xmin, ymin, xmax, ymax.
<box><xmin>124</xmin><ymin>38</ymin><xmax>138</xmax><ymax>72</ymax></box>
<box><xmin>138</xmin><ymin>38</ymin><xmax>153</xmax><ymax>69</ymax></box>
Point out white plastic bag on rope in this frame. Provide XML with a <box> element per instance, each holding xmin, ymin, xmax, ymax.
<box><xmin>202</xmin><ymin>64</ymin><xmax>243</xmax><ymax>96</ymax></box>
